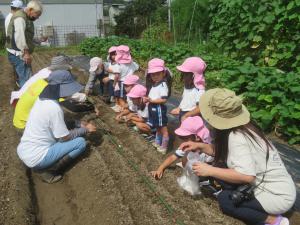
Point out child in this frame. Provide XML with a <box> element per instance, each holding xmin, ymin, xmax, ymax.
<box><xmin>115</xmin><ymin>74</ymin><xmax>139</xmax><ymax>121</ymax></box>
<box><xmin>85</xmin><ymin>57</ymin><xmax>105</xmax><ymax>96</ymax></box>
<box><xmin>104</xmin><ymin>46</ymin><xmax>118</xmax><ymax>103</ymax></box>
<box><xmin>150</xmin><ymin>116</ymin><xmax>212</xmax><ymax>180</ymax></box>
<box><xmin>125</xmin><ymin>84</ymin><xmax>153</xmax><ymax>135</ymax></box>
<box><xmin>170</xmin><ymin>57</ymin><xmax>207</xmax><ymax>121</ymax></box>
<box><xmin>145</xmin><ymin>58</ymin><xmax>172</xmax><ymax>154</ymax></box>
<box><xmin>114</xmin><ymin>45</ymin><xmax>139</xmax><ymax>111</ymax></box>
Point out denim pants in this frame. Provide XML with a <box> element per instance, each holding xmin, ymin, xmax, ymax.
<box><xmin>34</xmin><ymin>137</ymin><xmax>86</xmax><ymax>170</ymax></box>
<box><xmin>8</xmin><ymin>53</ymin><xmax>32</xmax><ymax>87</ymax></box>
<box><xmin>217</xmin><ymin>189</ymin><xmax>268</xmax><ymax>225</ymax></box>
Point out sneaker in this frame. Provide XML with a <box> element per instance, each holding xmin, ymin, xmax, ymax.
<box><xmin>175</xmin><ymin>162</ymin><xmax>183</xmax><ymax>168</ymax></box>
<box><xmin>111</xmin><ymin>105</ymin><xmax>121</xmax><ymax>112</ymax></box>
<box><xmin>265</xmin><ymin>216</ymin><xmax>289</xmax><ymax>225</ymax></box>
<box><xmin>152</xmin><ymin>142</ymin><xmax>161</xmax><ymax>149</ymax></box>
<box><xmin>157</xmin><ymin>146</ymin><xmax>167</xmax><ymax>155</ymax></box>
<box><xmin>39</xmin><ymin>171</ymin><xmax>63</xmax><ymax>184</ymax></box>
<box><xmin>110</xmin><ymin>96</ymin><xmax>115</xmax><ymax>103</ymax></box>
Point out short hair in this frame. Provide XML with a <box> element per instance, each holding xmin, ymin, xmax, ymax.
<box><xmin>11</xmin><ymin>6</ymin><xmax>18</xmax><ymax>11</ymax></box>
<box><xmin>26</xmin><ymin>1</ymin><xmax>43</xmax><ymax>13</ymax></box>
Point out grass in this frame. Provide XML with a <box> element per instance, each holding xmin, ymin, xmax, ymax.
<box><xmin>0</xmin><ymin>49</ymin><xmax>6</xmax><ymax>56</ymax></box>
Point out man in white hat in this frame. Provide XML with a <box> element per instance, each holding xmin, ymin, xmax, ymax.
<box><xmin>6</xmin><ymin>0</ymin><xmax>43</xmax><ymax>88</ymax></box>
<box><xmin>4</xmin><ymin>0</ymin><xmax>24</xmax><ymax>36</ymax></box>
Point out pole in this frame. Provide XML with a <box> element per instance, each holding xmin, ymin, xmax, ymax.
<box><xmin>168</xmin><ymin>0</ymin><xmax>171</xmax><ymax>32</ymax></box>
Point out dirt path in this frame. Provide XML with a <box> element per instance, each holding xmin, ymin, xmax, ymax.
<box><xmin>1</xmin><ymin>51</ymin><xmax>299</xmax><ymax>225</ymax></box>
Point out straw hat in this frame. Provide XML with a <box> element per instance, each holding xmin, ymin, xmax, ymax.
<box><xmin>199</xmin><ymin>88</ymin><xmax>250</xmax><ymax>130</ymax></box>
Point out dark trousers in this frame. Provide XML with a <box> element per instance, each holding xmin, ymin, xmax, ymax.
<box><xmin>217</xmin><ymin>188</ymin><xmax>268</xmax><ymax>225</ymax></box>
<box><xmin>108</xmin><ymin>80</ymin><xmax>114</xmax><ymax>97</ymax></box>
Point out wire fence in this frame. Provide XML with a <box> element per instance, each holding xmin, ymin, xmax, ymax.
<box><xmin>34</xmin><ymin>25</ymin><xmax>101</xmax><ymax>47</ymax></box>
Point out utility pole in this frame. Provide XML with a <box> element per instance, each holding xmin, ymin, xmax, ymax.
<box><xmin>168</xmin><ymin>0</ymin><xmax>171</xmax><ymax>31</ymax></box>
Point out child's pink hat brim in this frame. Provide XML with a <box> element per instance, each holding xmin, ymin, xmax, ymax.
<box><xmin>123</xmin><ymin>74</ymin><xmax>139</xmax><ymax>85</ymax></box>
<box><xmin>127</xmin><ymin>84</ymin><xmax>147</xmax><ymax>98</ymax></box>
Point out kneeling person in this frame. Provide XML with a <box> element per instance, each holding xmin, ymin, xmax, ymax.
<box><xmin>17</xmin><ymin>70</ymin><xmax>96</xmax><ymax>183</ymax></box>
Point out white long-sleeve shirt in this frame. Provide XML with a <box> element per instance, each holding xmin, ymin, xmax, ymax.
<box><xmin>7</xmin><ymin>17</ymin><xmax>28</xmax><ymax>56</ymax></box>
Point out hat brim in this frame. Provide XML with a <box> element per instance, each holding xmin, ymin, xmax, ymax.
<box><xmin>176</xmin><ymin>65</ymin><xmax>191</xmax><ymax>73</ymax></box>
<box><xmin>127</xmin><ymin>93</ymin><xmax>141</xmax><ymax>98</ymax></box>
<box><xmin>199</xmin><ymin>89</ymin><xmax>250</xmax><ymax>130</ymax></box>
<box><xmin>147</xmin><ymin>68</ymin><xmax>165</xmax><ymax>74</ymax></box>
<box><xmin>174</xmin><ymin>127</ymin><xmax>193</xmax><ymax>137</ymax></box>
<box><xmin>60</xmin><ymin>81</ymin><xmax>83</xmax><ymax>98</ymax></box>
<box><xmin>48</xmin><ymin>64</ymin><xmax>72</xmax><ymax>71</ymax></box>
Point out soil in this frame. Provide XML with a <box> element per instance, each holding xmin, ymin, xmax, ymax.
<box><xmin>0</xmin><ymin>51</ymin><xmax>299</xmax><ymax>225</ymax></box>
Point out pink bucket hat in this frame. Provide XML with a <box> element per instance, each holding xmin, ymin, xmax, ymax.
<box><xmin>115</xmin><ymin>45</ymin><xmax>132</xmax><ymax>64</ymax></box>
<box><xmin>177</xmin><ymin>57</ymin><xmax>207</xmax><ymax>90</ymax></box>
<box><xmin>89</xmin><ymin>57</ymin><xmax>103</xmax><ymax>72</ymax></box>
<box><xmin>127</xmin><ymin>84</ymin><xmax>147</xmax><ymax>98</ymax></box>
<box><xmin>147</xmin><ymin>58</ymin><xmax>166</xmax><ymax>74</ymax></box>
<box><xmin>123</xmin><ymin>74</ymin><xmax>139</xmax><ymax>85</ymax></box>
<box><xmin>175</xmin><ymin>116</ymin><xmax>211</xmax><ymax>144</ymax></box>
<box><xmin>108</xmin><ymin>46</ymin><xmax>117</xmax><ymax>53</ymax></box>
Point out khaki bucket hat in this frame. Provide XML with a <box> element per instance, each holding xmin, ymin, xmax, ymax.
<box><xmin>199</xmin><ymin>88</ymin><xmax>250</xmax><ymax>130</ymax></box>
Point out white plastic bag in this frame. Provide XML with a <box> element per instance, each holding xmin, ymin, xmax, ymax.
<box><xmin>177</xmin><ymin>152</ymin><xmax>205</xmax><ymax>196</ymax></box>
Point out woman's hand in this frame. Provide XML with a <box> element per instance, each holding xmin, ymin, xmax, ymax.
<box><xmin>150</xmin><ymin>169</ymin><xmax>164</xmax><ymax>180</ymax></box>
<box><xmin>192</xmin><ymin>162</ymin><xmax>214</xmax><ymax>177</ymax></box>
<box><xmin>179</xmin><ymin>141</ymin><xmax>202</xmax><ymax>152</ymax></box>
<box><xmin>170</xmin><ymin>107</ymin><xmax>180</xmax><ymax>115</ymax></box>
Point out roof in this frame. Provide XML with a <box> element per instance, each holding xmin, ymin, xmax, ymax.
<box><xmin>0</xmin><ymin>0</ymin><xmax>128</xmax><ymax>5</ymax></box>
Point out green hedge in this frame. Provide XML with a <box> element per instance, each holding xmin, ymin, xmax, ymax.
<box><xmin>209</xmin><ymin>0</ymin><xmax>300</xmax><ymax>72</ymax></box>
<box><xmin>80</xmin><ymin>37</ymin><xmax>300</xmax><ymax>144</ymax></box>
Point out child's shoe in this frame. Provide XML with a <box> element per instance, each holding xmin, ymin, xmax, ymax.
<box><xmin>152</xmin><ymin>142</ymin><xmax>161</xmax><ymax>149</ymax></box>
<box><xmin>157</xmin><ymin>146</ymin><xmax>167</xmax><ymax>155</ymax></box>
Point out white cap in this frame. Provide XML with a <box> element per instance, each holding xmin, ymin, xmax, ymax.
<box><xmin>11</xmin><ymin>0</ymin><xmax>24</xmax><ymax>8</ymax></box>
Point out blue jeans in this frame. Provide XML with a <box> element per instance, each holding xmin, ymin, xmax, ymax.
<box><xmin>8</xmin><ymin>52</ymin><xmax>32</xmax><ymax>87</ymax></box>
<box><xmin>34</xmin><ymin>137</ymin><xmax>86</xmax><ymax>170</ymax></box>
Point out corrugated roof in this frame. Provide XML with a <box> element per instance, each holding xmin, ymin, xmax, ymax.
<box><xmin>0</xmin><ymin>0</ymin><xmax>128</xmax><ymax>5</ymax></box>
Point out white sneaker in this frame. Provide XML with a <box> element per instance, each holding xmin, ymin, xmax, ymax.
<box><xmin>175</xmin><ymin>162</ymin><xmax>183</xmax><ymax>168</ymax></box>
<box><xmin>152</xmin><ymin>142</ymin><xmax>160</xmax><ymax>149</ymax></box>
<box><xmin>110</xmin><ymin>96</ymin><xmax>115</xmax><ymax>103</ymax></box>
<box><xmin>111</xmin><ymin>105</ymin><xmax>121</xmax><ymax>112</ymax></box>
<box><xmin>157</xmin><ymin>147</ymin><xmax>167</xmax><ymax>155</ymax></box>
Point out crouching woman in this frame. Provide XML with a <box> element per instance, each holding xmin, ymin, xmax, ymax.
<box><xmin>180</xmin><ymin>88</ymin><xmax>296</xmax><ymax>225</ymax></box>
<box><xmin>17</xmin><ymin>70</ymin><xmax>96</xmax><ymax>183</ymax></box>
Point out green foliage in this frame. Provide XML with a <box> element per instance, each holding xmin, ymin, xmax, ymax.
<box><xmin>114</xmin><ymin>0</ymin><xmax>167</xmax><ymax>38</ymax></box>
<box><xmin>171</xmin><ymin>0</ymin><xmax>210</xmax><ymax>42</ymax></box>
<box><xmin>80</xmin><ymin>37</ymin><xmax>300</xmax><ymax>144</ymax></box>
<box><xmin>209</xmin><ymin>0</ymin><xmax>300</xmax><ymax>72</ymax></box>
<box><xmin>141</xmin><ymin>24</ymin><xmax>171</xmax><ymax>43</ymax></box>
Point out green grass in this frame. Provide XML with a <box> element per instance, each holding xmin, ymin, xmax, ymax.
<box><xmin>34</xmin><ymin>45</ymin><xmax>81</xmax><ymax>55</ymax></box>
<box><xmin>0</xmin><ymin>49</ymin><xmax>6</xmax><ymax>56</ymax></box>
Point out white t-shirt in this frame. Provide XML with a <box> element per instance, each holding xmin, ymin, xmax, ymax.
<box><xmin>5</xmin><ymin>12</ymin><xmax>12</xmax><ymax>35</ymax></box>
<box><xmin>17</xmin><ymin>98</ymin><xmax>70</xmax><ymax>168</ymax></box>
<box><xmin>107</xmin><ymin>62</ymin><xmax>120</xmax><ymax>80</ymax></box>
<box><xmin>127</xmin><ymin>97</ymin><xmax>138</xmax><ymax>112</ymax></box>
<box><xmin>179</xmin><ymin>88</ymin><xmax>204</xmax><ymax>111</ymax></box>
<box><xmin>227</xmin><ymin>131</ymin><xmax>296</xmax><ymax>214</ymax></box>
<box><xmin>137</xmin><ymin>104</ymin><xmax>149</xmax><ymax>119</ymax></box>
<box><xmin>148</xmin><ymin>82</ymin><xmax>169</xmax><ymax>100</ymax></box>
<box><xmin>119</xmin><ymin>62</ymin><xmax>139</xmax><ymax>81</ymax></box>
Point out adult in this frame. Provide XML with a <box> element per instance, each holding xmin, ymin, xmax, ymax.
<box><xmin>17</xmin><ymin>70</ymin><xmax>96</xmax><ymax>183</ymax></box>
<box><xmin>10</xmin><ymin>55</ymin><xmax>72</xmax><ymax>105</ymax></box>
<box><xmin>6</xmin><ymin>0</ymin><xmax>43</xmax><ymax>87</ymax></box>
<box><xmin>13</xmin><ymin>56</ymin><xmax>73</xmax><ymax>130</ymax></box>
<box><xmin>180</xmin><ymin>88</ymin><xmax>296</xmax><ymax>225</ymax></box>
<box><xmin>5</xmin><ymin>0</ymin><xmax>24</xmax><ymax>36</ymax></box>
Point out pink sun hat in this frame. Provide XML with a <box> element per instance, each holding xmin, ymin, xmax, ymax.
<box><xmin>177</xmin><ymin>57</ymin><xmax>207</xmax><ymax>90</ymax></box>
<box><xmin>123</xmin><ymin>74</ymin><xmax>140</xmax><ymax>85</ymax></box>
<box><xmin>147</xmin><ymin>58</ymin><xmax>166</xmax><ymax>74</ymax></box>
<box><xmin>89</xmin><ymin>57</ymin><xmax>103</xmax><ymax>72</ymax></box>
<box><xmin>115</xmin><ymin>45</ymin><xmax>132</xmax><ymax>64</ymax></box>
<box><xmin>108</xmin><ymin>46</ymin><xmax>117</xmax><ymax>53</ymax></box>
<box><xmin>127</xmin><ymin>84</ymin><xmax>147</xmax><ymax>98</ymax></box>
<box><xmin>175</xmin><ymin>116</ymin><xmax>211</xmax><ymax>144</ymax></box>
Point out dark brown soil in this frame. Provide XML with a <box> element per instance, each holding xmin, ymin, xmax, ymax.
<box><xmin>1</xmin><ymin>51</ymin><xmax>299</xmax><ymax>225</ymax></box>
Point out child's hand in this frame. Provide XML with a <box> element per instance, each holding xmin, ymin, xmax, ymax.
<box><xmin>170</xmin><ymin>107</ymin><xmax>180</xmax><ymax>115</ymax></box>
<box><xmin>143</xmin><ymin>97</ymin><xmax>150</xmax><ymax>103</ymax></box>
<box><xmin>179</xmin><ymin>141</ymin><xmax>201</xmax><ymax>152</ymax></box>
<box><xmin>150</xmin><ymin>170</ymin><xmax>164</xmax><ymax>180</ymax></box>
<box><xmin>85</xmin><ymin>123</ymin><xmax>97</xmax><ymax>133</ymax></box>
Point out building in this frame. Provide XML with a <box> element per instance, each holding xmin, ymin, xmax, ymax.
<box><xmin>0</xmin><ymin>0</ymin><xmax>129</xmax><ymax>46</ymax></box>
